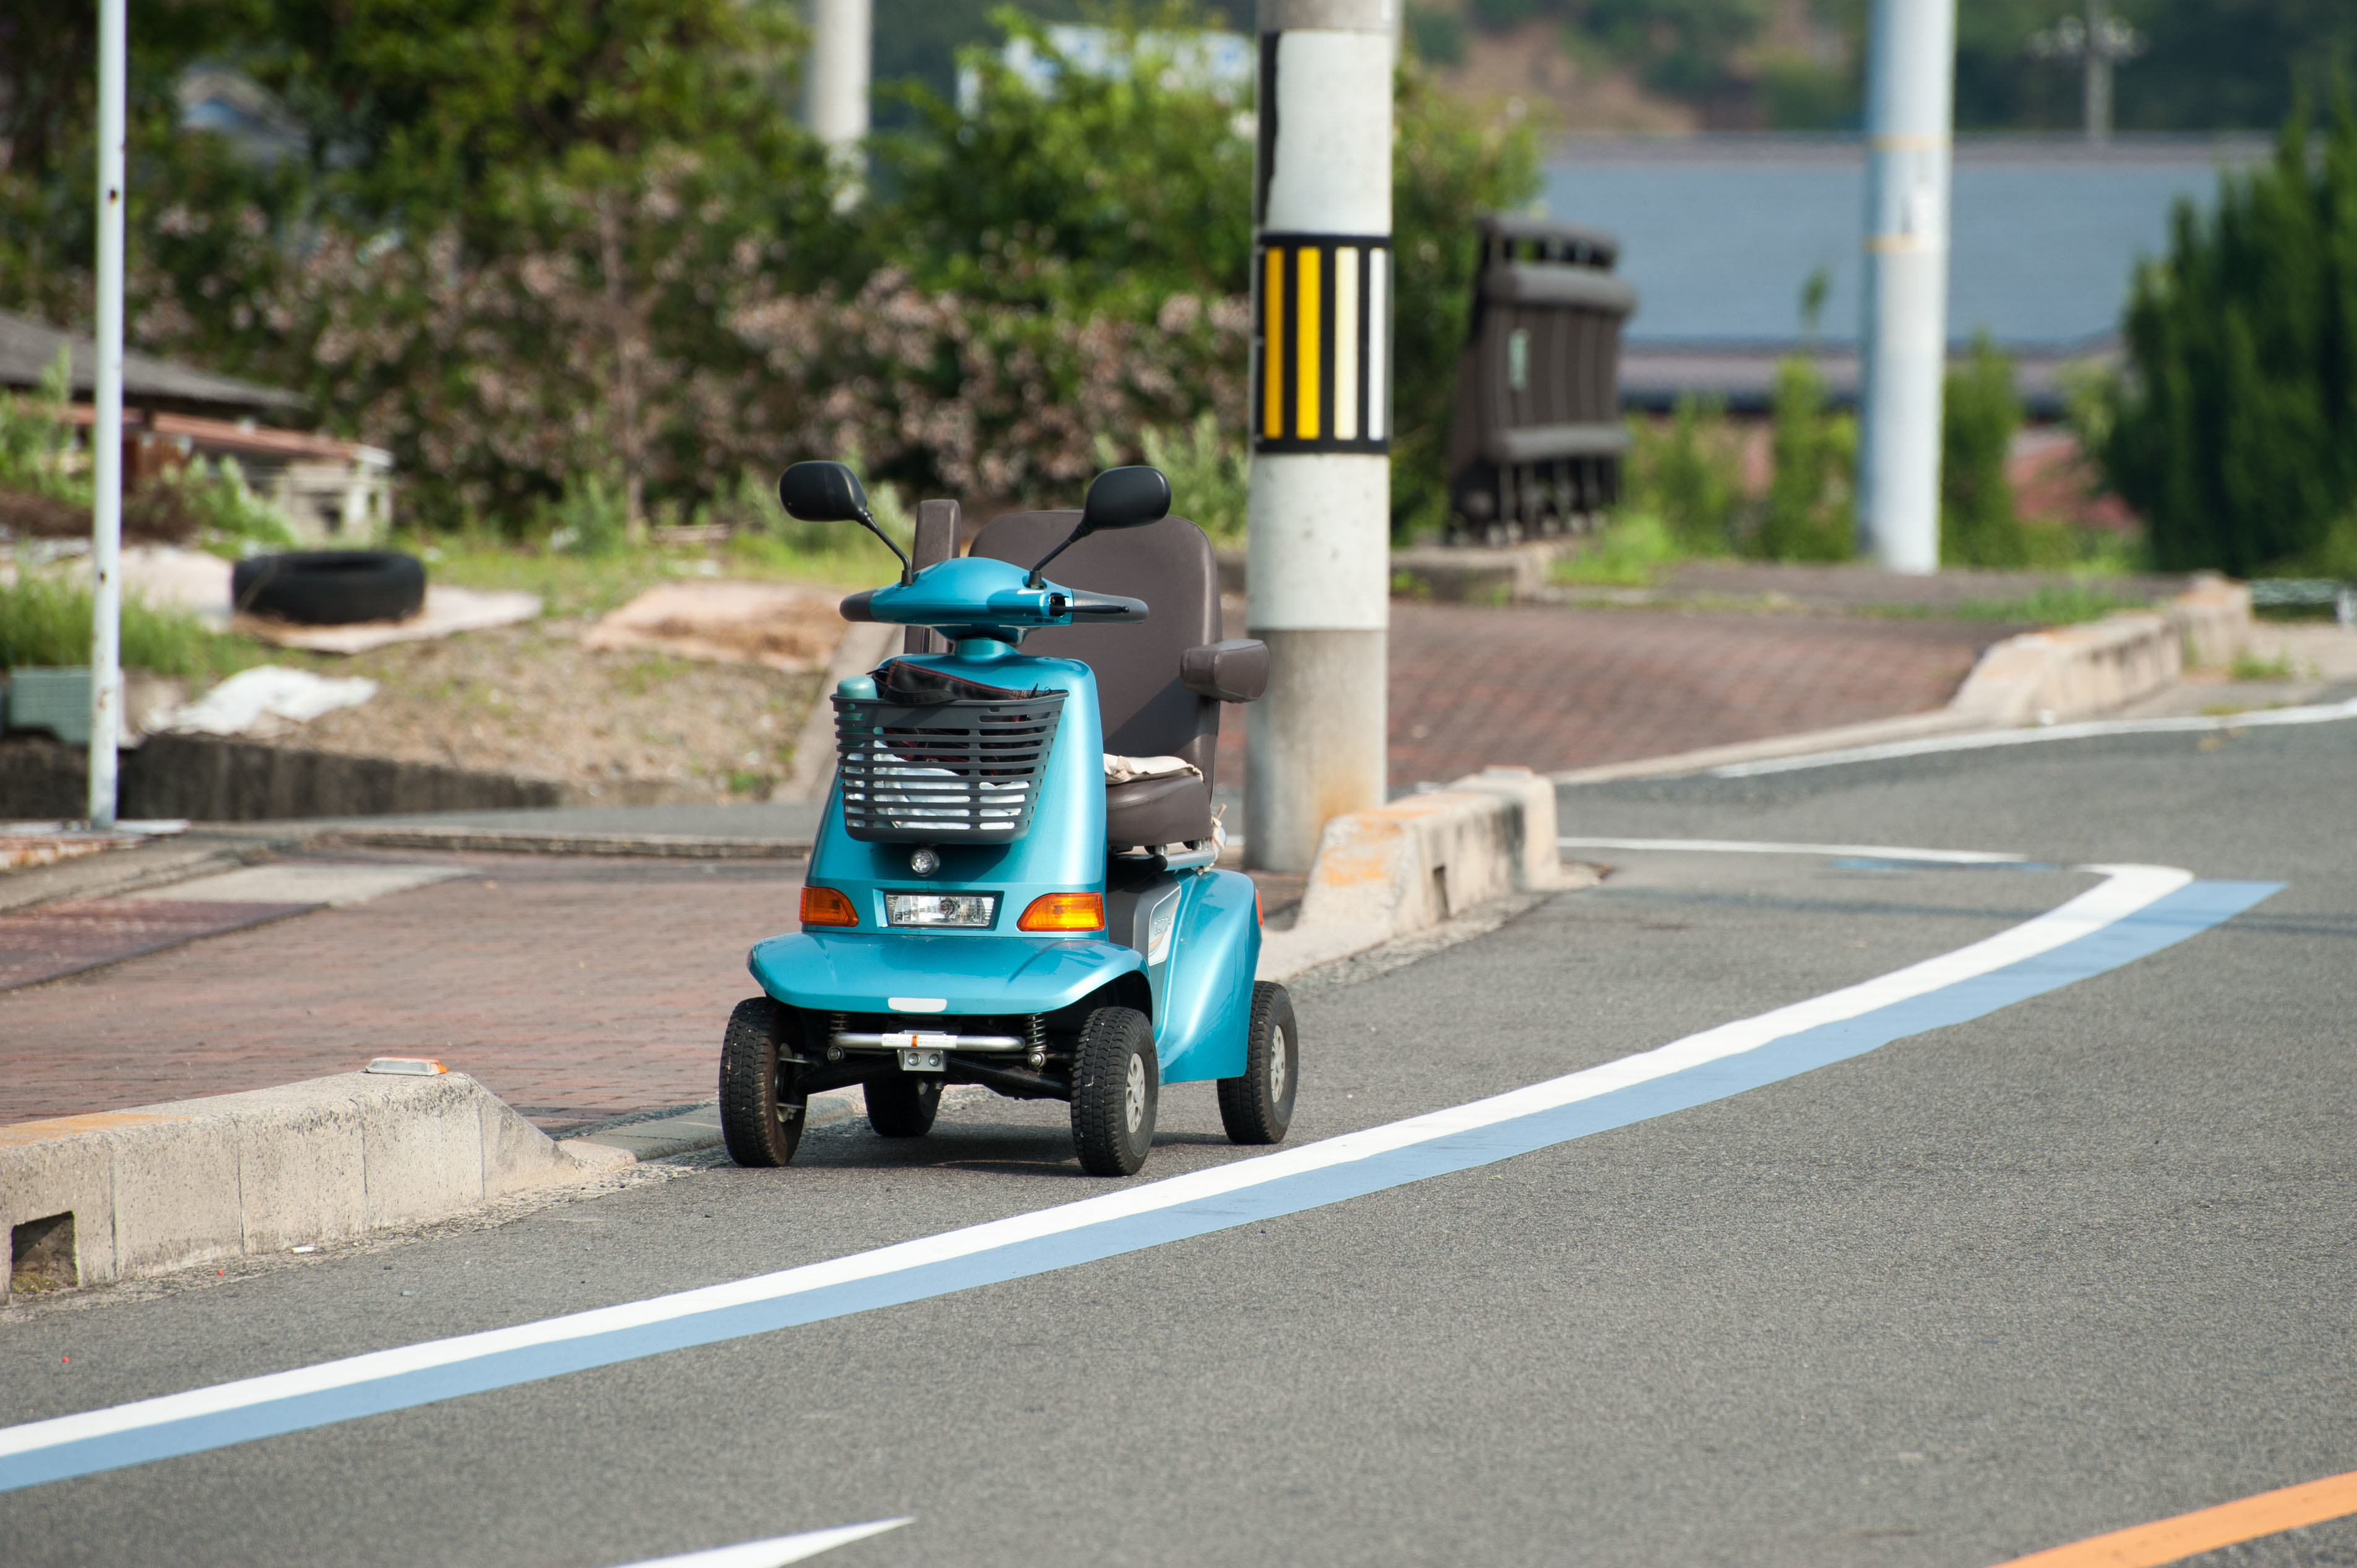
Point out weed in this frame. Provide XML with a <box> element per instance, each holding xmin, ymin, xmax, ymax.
<box><xmin>1553</xmin><ymin>512</ymin><xmax>1685</xmax><ymax>587</ymax></box>
<box><xmin>2229</xmin><ymin>646</ymin><xmax>2298</xmax><ymax>681</ymax></box>
<box><xmin>0</xmin><ymin>573</ymin><xmax>256</xmax><ymax>679</ymax></box>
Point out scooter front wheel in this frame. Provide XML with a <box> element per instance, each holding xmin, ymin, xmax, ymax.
<box><xmin>1070</xmin><ymin>1006</ymin><xmax>1157</xmax><ymax>1177</ymax></box>
<box><xmin>718</xmin><ymin>997</ymin><xmax>807</xmax><ymax>1167</ymax></box>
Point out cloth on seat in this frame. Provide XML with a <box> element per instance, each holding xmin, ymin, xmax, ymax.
<box><xmin>1104</xmin><ymin>753</ymin><xmax>1201</xmax><ymax>786</ymax></box>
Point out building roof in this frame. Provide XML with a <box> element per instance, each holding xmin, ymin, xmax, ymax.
<box><xmin>1550</xmin><ymin>133</ymin><xmax>2272</xmax><ymax>353</ymax></box>
<box><xmin>0</xmin><ymin>308</ymin><xmax>304</xmax><ymax>419</ymax></box>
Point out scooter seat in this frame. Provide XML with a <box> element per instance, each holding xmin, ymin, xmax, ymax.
<box><xmin>1106</xmin><ymin>772</ymin><xmax>1213</xmax><ymax>849</ymax></box>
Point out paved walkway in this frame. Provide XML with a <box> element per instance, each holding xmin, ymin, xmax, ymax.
<box><xmin>0</xmin><ymin>852</ymin><xmax>799</xmax><ymax>1133</ymax></box>
<box><xmin>1216</xmin><ymin>602</ymin><xmax>2014</xmax><ymax>789</ymax></box>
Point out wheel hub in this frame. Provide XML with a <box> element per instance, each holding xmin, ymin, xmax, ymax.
<box><xmin>1124</xmin><ymin>1054</ymin><xmax>1147</xmax><ymax>1133</ymax></box>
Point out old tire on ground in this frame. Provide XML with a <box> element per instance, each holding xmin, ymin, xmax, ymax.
<box><xmin>1217</xmin><ymin>981</ymin><xmax>1299</xmax><ymax>1146</ymax></box>
<box><xmin>1070</xmin><ymin>1005</ymin><xmax>1158</xmax><ymax>1177</ymax></box>
<box><xmin>866</xmin><ymin>1074</ymin><xmax>942</xmax><ymax>1137</ymax></box>
<box><xmin>232</xmin><ymin>550</ymin><xmax>426</xmax><ymax>625</ymax></box>
<box><xmin>718</xmin><ymin>996</ymin><xmax>807</xmax><ymax>1167</ymax></box>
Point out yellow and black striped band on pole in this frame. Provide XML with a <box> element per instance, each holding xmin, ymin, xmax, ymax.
<box><xmin>1253</xmin><ymin>233</ymin><xmax>1392</xmax><ymax>454</ymax></box>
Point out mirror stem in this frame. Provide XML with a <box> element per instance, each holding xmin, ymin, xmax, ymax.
<box><xmin>1025</xmin><ymin>527</ymin><xmax>1087</xmax><ymax>589</ymax></box>
<box><xmin>860</xmin><ymin>507</ymin><xmax>916</xmax><ymax>586</ymax></box>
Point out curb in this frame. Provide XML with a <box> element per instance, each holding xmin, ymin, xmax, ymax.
<box><xmin>310</xmin><ymin>826</ymin><xmax>814</xmax><ymax>859</ymax></box>
<box><xmin>0</xmin><ymin>1071</ymin><xmax>620</xmax><ymax>1299</ymax></box>
<box><xmin>1553</xmin><ymin>578</ymin><xmax>2254</xmax><ymax>785</ymax></box>
<box><xmin>1258</xmin><ymin>766</ymin><xmax>1584</xmax><ymax>982</ymax></box>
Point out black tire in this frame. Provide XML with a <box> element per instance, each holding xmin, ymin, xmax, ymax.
<box><xmin>865</xmin><ymin>1074</ymin><xmax>942</xmax><ymax>1138</ymax></box>
<box><xmin>232</xmin><ymin>550</ymin><xmax>426</xmax><ymax>625</ymax></box>
<box><xmin>1218</xmin><ymin>982</ymin><xmax>1299</xmax><ymax>1145</ymax></box>
<box><xmin>1070</xmin><ymin>1006</ymin><xmax>1158</xmax><ymax>1176</ymax></box>
<box><xmin>718</xmin><ymin>997</ymin><xmax>807</xmax><ymax>1167</ymax></box>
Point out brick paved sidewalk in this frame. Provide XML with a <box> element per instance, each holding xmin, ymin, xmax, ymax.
<box><xmin>1209</xmin><ymin>602</ymin><xmax>2020</xmax><ymax>792</ymax></box>
<box><xmin>0</xmin><ymin>852</ymin><xmax>801</xmax><ymax>1133</ymax></box>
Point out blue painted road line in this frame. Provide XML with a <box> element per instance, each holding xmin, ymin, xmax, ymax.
<box><xmin>0</xmin><ymin>874</ymin><xmax>2280</xmax><ymax>1494</ymax></box>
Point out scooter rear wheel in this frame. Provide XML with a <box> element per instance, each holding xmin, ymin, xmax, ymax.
<box><xmin>719</xmin><ymin>997</ymin><xmax>807</xmax><ymax>1167</ymax></box>
<box><xmin>1217</xmin><ymin>982</ymin><xmax>1298</xmax><ymax>1145</ymax></box>
<box><xmin>1070</xmin><ymin>1006</ymin><xmax>1157</xmax><ymax>1176</ymax></box>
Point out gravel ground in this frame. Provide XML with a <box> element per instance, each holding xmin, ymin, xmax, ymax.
<box><xmin>275</xmin><ymin>619</ymin><xmax>826</xmax><ymax>802</ymax></box>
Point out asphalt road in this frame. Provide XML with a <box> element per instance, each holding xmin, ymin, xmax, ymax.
<box><xmin>3</xmin><ymin>721</ymin><xmax>2353</xmax><ymax>1567</ymax></box>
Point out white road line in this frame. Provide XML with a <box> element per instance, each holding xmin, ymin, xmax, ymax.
<box><xmin>1560</xmin><ymin>837</ymin><xmax>2031</xmax><ymax>864</ymax></box>
<box><xmin>613</xmin><ymin>1518</ymin><xmax>911</xmax><ymax>1567</ymax></box>
<box><xmin>0</xmin><ymin>862</ymin><xmax>2194</xmax><ymax>1467</ymax></box>
<box><xmin>1707</xmin><ymin>695</ymin><xmax>2357</xmax><ymax>777</ymax></box>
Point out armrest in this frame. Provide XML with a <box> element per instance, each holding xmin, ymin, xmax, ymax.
<box><xmin>1180</xmin><ymin>638</ymin><xmax>1269</xmax><ymax>703</ymax></box>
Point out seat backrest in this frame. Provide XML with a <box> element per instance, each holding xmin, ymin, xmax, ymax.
<box><xmin>969</xmin><ymin>511</ymin><xmax>1222</xmax><ymax>782</ymax></box>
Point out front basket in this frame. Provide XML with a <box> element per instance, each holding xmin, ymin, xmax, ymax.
<box><xmin>833</xmin><ymin>691</ymin><xmax>1067</xmax><ymax>844</ymax></box>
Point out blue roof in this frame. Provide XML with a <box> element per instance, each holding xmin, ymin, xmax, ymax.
<box><xmin>1545</xmin><ymin>135</ymin><xmax>2272</xmax><ymax>350</ymax></box>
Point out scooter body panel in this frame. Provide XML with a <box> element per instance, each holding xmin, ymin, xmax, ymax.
<box><xmin>748</xmin><ymin>930</ymin><xmax>1144</xmax><ymax>1016</ymax></box>
<box><xmin>1149</xmin><ymin>867</ymin><xmax>1259</xmax><ymax>1084</ymax></box>
<box><xmin>802</xmin><ymin>646</ymin><xmax>1106</xmax><ymax>930</ymax></box>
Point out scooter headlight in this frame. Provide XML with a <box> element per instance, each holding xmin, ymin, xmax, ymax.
<box><xmin>885</xmin><ymin>891</ymin><xmax>999</xmax><ymax>928</ymax></box>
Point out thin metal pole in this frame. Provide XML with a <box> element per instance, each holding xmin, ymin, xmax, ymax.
<box><xmin>88</xmin><ymin>0</ymin><xmax>127</xmax><ymax>827</ymax></box>
<box><xmin>1244</xmin><ymin>0</ymin><xmax>1396</xmax><ymax>872</ymax></box>
<box><xmin>805</xmin><ymin>0</ymin><xmax>870</xmax><ymax>206</ymax></box>
<box><xmin>1854</xmin><ymin>0</ymin><xmax>1955</xmax><ymax>576</ymax></box>
<box><xmin>2084</xmin><ymin>0</ymin><xmax>2113</xmax><ymax>144</ymax></box>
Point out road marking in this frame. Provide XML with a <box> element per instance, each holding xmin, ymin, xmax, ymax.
<box><xmin>615</xmin><ymin>1517</ymin><xmax>911</xmax><ymax>1567</ymax></box>
<box><xmin>0</xmin><ymin>866</ymin><xmax>2279</xmax><ymax>1493</ymax></box>
<box><xmin>1708</xmin><ymin>695</ymin><xmax>2357</xmax><ymax>778</ymax></box>
<box><xmin>1989</xmin><ymin>1467</ymin><xmax>2357</xmax><ymax>1567</ymax></box>
<box><xmin>1559</xmin><ymin>836</ymin><xmax>2031</xmax><ymax>865</ymax></box>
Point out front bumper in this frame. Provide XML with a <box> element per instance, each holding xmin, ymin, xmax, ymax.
<box><xmin>747</xmin><ymin>930</ymin><xmax>1144</xmax><ymax>1016</ymax></box>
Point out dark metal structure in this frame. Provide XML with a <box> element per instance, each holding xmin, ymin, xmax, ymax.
<box><xmin>1445</xmin><ymin>215</ymin><xmax>1636</xmax><ymax>545</ymax></box>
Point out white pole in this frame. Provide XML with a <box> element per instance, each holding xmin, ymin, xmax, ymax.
<box><xmin>2084</xmin><ymin>0</ymin><xmax>2113</xmax><ymax>144</ymax></box>
<box><xmin>1855</xmin><ymin>0</ymin><xmax>1954</xmax><ymax>576</ymax></box>
<box><xmin>1244</xmin><ymin>0</ymin><xmax>1396</xmax><ymax>873</ymax></box>
<box><xmin>88</xmin><ymin>0</ymin><xmax>127</xmax><ymax>827</ymax></box>
<box><xmin>805</xmin><ymin>0</ymin><xmax>870</xmax><ymax>204</ymax></box>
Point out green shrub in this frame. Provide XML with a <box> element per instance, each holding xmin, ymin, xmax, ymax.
<box><xmin>1753</xmin><ymin>356</ymin><xmax>1855</xmax><ymax>560</ymax></box>
<box><xmin>1941</xmin><ymin>333</ymin><xmax>2029</xmax><ymax>568</ymax></box>
<box><xmin>0</xmin><ymin>573</ymin><xmax>252</xmax><ymax>679</ymax></box>
<box><xmin>2102</xmin><ymin>95</ymin><xmax>2357</xmax><ymax>575</ymax></box>
<box><xmin>1628</xmin><ymin>395</ymin><xmax>1742</xmax><ymax>554</ymax></box>
<box><xmin>1552</xmin><ymin>510</ymin><xmax>1684</xmax><ymax>586</ymax></box>
<box><xmin>1135</xmin><ymin>414</ymin><xmax>1248</xmax><ymax>544</ymax></box>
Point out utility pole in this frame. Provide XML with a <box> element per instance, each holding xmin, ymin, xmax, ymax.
<box><xmin>88</xmin><ymin>0</ymin><xmax>127</xmax><ymax>827</ymax></box>
<box><xmin>2083</xmin><ymin>0</ymin><xmax>2113</xmax><ymax>143</ymax></box>
<box><xmin>1244</xmin><ymin>0</ymin><xmax>1397</xmax><ymax>874</ymax></box>
<box><xmin>1855</xmin><ymin>0</ymin><xmax>1955</xmax><ymax>576</ymax></box>
<box><xmin>805</xmin><ymin>0</ymin><xmax>870</xmax><ymax>203</ymax></box>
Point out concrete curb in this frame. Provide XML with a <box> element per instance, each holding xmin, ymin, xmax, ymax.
<box><xmin>1554</xmin><ymin>578</ymin><xmax>2254</xmax><ymax>785</ymax></box>
<box><xmin>1258</xmin><ymin>766</ymin><xmax>1583</xmax><ymax>983</ymax></box>
<box><xmin>0</xmin><ymin>1071</ymin><xmax>629</xmax><ymax>1299</ymax></box>
<box><xmin>310</xmin><ymin>826</ymin><xmax>815</xmax><ymax>859</ymax></box>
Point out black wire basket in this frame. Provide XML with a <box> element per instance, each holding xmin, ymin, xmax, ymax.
<box><xmin>833</xmin><ymin>692</ymin><xmax>1067</xmax><ymax>844</ymax></box>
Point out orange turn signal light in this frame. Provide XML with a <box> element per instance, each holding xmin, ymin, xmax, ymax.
<box><xmin>801</xmin><ymin>885</ymin><xmax>860</xmax><ymax>928</ymax></box>
<box><xmin>1018</xmin><ymin>891</ymin><xmax>1106</xmax><ymax>933</ymax></box>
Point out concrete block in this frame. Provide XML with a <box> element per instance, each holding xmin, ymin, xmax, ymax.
<box><xmin>1953</xmin><ymin>612</ymin><xmax>2181</xmax><ymax>726</ymax></box>
<box><xmin>0</xmin><ymin>1119</ymin><xmax>134</xmax><ymax>1289</ymax></box>
<box><xmin>358</xmin><ymin>1077</ymin><xmax>485</xmax><ymax>1226</ymax></box>
<box><xmin>108</xmin><ymin>1118</ymin><xmax>244</xmax><ymax>1276</ymax></box>
<box><xmin>2168</xmin><ymin>575</ymin><xmax>2253</xmax><ymax>669</ymax></box>
<box><xmin>480</xmin><ymin>1089</ymin><xmax>591</xmax><ymax>1196</ymax></box>
<box><xmin>231</xmin><ymin>1095</ymin><xmax>367</xmax><ymax>1254</ymax></box>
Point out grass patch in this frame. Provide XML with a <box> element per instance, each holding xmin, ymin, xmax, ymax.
<box><xmin>1858</xmin><ymin>583</ymin><xmax>2159</xmax><ymax>625</ymax></box>
<box><xmin>0</xmin><ymin>573</ymin><xmax>257</xmax><ymax>680</ymax></box>
<box><xmin>1550</xmin><ymin>512</ymin><xmax>1686</xmax><ymax>588</ymax></box>
<box><xmin>2229</xmin><ymin>646</ymin><xmax>2299</xmax><ymax>681</ymax></box>
<box><xmin>411</xmin><ymin>528</ymin><xmax>904</xmax><ymax>621</ymax></box>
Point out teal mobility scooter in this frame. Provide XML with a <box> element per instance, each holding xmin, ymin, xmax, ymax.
<box><xmin>718</xmin><ymin>460</ymin><xmax>1299</xmax><ymax>1176</ymax></box>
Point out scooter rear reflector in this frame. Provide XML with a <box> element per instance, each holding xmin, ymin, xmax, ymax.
<box><xmin>885</xmin><ymin>892</ymin><xmax>998</xmax><ymax>928</ymax></box>
<box><xmin>801</xmin><ymin>885</ymin><xmax>860</xmax><ymax>927</ymax></box>
<box><xmin>1019</xmin><ymin>891</ymin><xmax>1106</xmax><ymax>932</ymax></box>
<box><xmin>834</xmin><ymin>692</ymin><xmax>1067</xmax><ymax>844</ymax></box>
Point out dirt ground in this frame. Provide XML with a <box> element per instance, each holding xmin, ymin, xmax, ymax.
<box><xmin>280</xmin><ymin>617</ymin><xmax>826</xmax><ymax>802</ymax></box>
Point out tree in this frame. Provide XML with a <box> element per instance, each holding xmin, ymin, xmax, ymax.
<box><xmin>2103</xmin><ymin>94</ymin><xmax>2357</xmax><ymax>574</ymax></box>
<box><xmin>1941</xmin><ymin>334</ymin><xmax>2028</xmax><ymax>567</ymax></box>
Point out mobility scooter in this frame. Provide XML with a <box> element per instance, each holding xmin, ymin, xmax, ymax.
<box><xmin>717</xmin><ymin>461</ymin><xmax>1299</xmax><ymax>1176</ymax></box>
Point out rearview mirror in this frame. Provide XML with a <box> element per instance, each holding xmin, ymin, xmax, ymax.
<box><xmin>1028</xmin><ymin>466</ymin><xmax>1171</xmax><ymax>586</ymax></box>
<box><xmin>778</xmin><ymin>460</ymin><xmax>913</xmax><ymax>584</ymax></box>
<box><xmin>1078</xmin><ymin>466</ymin><xmax>1170</xmax><ymax>533</ymax></box>
<box><xmin>777</xmin><ymin>460</ymin><xmax>869</xmax><ymax>523</ymax></box>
